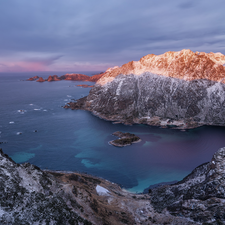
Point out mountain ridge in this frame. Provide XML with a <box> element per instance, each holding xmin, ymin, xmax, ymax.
<box><xmin>97</xmin><ymin>49</ymin><xmax>225</xmax><ymax>85</ymax></box>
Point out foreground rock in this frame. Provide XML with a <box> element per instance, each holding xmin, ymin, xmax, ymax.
<box><xmin>109</xmin><ymin>131</ymin><xmax>141</xmax><ymax>147</ymax></box>
<box><xmin>150</xmin><ymin>146</ymin><xmax>225</xmax><ymax>224</ymax></box>
<box><xmin>65</xmin><ymin>50</ymin><xmax>225</xmax><ymax>129</ymax></box>
<box><xmin>2</xmin><ymin>147</ymin><xmax>225</xmax><ymax>223</ymax></box>
<box><xmin>1</xmin><ymin>148</ymin><xmax>199</xmax><ymax>224</ymax></box>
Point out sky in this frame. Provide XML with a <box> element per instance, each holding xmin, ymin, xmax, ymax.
<box><xmin>0</xmin><ymin>0</ymin><xmax>225</xmax><ymax>72</ymax></box>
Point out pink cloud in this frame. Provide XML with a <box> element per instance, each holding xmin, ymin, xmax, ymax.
<box><xmin>0</xmin><ymin>60</ymin><xmax>114</xmax><ymax>72</ymax></box>
<box><xmin>0</xmin><ymin>61</ymin><xmax>50</xmax><ymax>72</ymax></box>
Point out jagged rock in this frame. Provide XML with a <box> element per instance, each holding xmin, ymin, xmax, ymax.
<box><xmin>26</xmin><ymin>76</ymin><xmax>39</xmax><ymax>81</ymax></box>
<box><xmin>36</xmin><ymin>77</ymin><xmax>45</xmax><ymax>82</ymax></box>
<box><xmin>150</xmin><ymin>147</ymin><xmax>225</xmax><ymax>224</ymax></box>
<box><xmin>97</xmin><ymin>49</ymin><xmax>225</xmax><ymax>85</ymax></box>
<box><xmin>0</xmin><ymin>148</ymin><xmax>92</xmax><ymax>224</ymax></box>
<box><xmin>47</xmin><ymin>75</ymin><xmax>61</xmax><ymax>81</ymax></box>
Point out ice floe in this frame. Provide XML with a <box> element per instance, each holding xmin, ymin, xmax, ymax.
<box><xmin>34</xmin><ymin>109</ymin><xmax>41</xmax><ymax>111</ymax></box>
<box><xmin>67</xmin><ymin>95</ymin><xmax>72</xmax><ymax>97</ymax></box>
<box><xmin>9</xmin><ymin>121</ymin><xmax>15</xmax><ymax>124</ymax></box>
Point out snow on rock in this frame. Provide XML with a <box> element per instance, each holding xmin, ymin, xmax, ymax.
<box><xmin>96</xmin><ymin>185</ymin><xmax>110</xmax><ymax>196</ymax></box>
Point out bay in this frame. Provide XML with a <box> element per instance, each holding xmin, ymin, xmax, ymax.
<box><xmin>1</xmin><ymin>72</ymin><xmax>225</xmax><ymax>193</ymax></box>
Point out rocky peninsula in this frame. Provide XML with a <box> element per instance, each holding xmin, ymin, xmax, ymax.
<box><xmin>2</xmin><ymin>146</ymin><xmax>225</xmax><ymax>224</ymax></box>
<box><xmin>65</xmin><ymin>50</ymin><xmax>225</xmax><ymax>129</ymax></box>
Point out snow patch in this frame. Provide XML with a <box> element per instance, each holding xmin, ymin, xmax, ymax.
<box><xmin>116</xmin><ymin>80</ymin><xmax>124</xmax><ymax>95</ymax></box>
<box><xmin>0</xmin><ymin>208</ymin><xmax>6</xmax><ymax>217</ymax></box>
<box><xmin>96</xmin><ymin>185</ymin><xmax>110</xmax><ymax>196</ymax></box>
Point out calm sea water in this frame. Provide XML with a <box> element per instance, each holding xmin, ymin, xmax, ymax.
<box><xmin>1</xmin><ymin>72</ymin><xmax>225</xmax><ymax>193</ymax></box>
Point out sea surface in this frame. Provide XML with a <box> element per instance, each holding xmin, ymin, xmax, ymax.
<box><xmin>1</xmin><ymin>72</ymin><xmax>225</xmax><ymax>193</ymax></box>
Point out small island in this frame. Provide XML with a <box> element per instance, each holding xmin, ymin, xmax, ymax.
<box><xmin>109</xmin><ymin>131</ymin><xmax>141</xmax><ymax>147</ymax></box>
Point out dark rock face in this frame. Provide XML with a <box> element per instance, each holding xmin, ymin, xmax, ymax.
<box><xmin>82</xmin><ymin>73</ymin><xmax>225</xmax><ymax>128</ymax></box>
<box><xmin>150</xmin><ymin>147</ymin><xmax>225</xmax><ymax>223</ymax></box>
<box><xmin>109</xmin><ymin>131</ymin><xmax>141</xmax><ymax>147</ymax></box>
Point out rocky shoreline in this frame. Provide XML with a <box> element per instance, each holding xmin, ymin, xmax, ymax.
<box><xmin>64</xmin><ymin>96</ymin><xmax>202</xmax><ymax>129</ymax></box>
<box><xmin>2</xmin><ymin>146</ymin><xmax>225</xmax><ymax>224</ymax></box>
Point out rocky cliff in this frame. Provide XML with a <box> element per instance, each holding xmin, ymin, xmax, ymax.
<box><xmin>2</xmin><ymin>147</ymin><xmax>225</xmax><ymax>224</ymax></box>
<box><xmin>66</xmin><ymin>50</ymin><xmax>225</xmax><ymax>128</ymax></box>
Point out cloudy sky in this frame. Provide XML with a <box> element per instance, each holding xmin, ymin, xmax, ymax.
<box><xmin>1</xmin><ymin>0</ymin><xmax>225</xmax><ymax>72</ymax></box>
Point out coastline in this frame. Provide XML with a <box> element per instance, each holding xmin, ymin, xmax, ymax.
<box><xmin>64</xmin><ymin>98</ymin><xmax>205</xmax><ymax>130</ymax></box>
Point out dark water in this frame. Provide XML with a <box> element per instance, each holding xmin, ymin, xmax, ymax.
<box><xmin>1</xmin><ymin>72</ymin><xmax>225</xmax><ymax>193</ymax></box>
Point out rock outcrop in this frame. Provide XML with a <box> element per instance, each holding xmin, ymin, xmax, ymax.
<box><xmin>26</xmin><ymin>76</ymin><xmax>39</xmax><ymax>81</ymax></box>
<box><xmin>2</xmin><ymin>146</ymin><xmax>225</xmax><ymax>224</ymax></box>
<box><xmin>65</xmin><ymin>50</ymin><xmax>225</xmax><ymax>128</ymax></box>
<box><xmin>36</xmin><ymin>77</ymin><xmax>45</xmax><ymax>82</ymax></box>
<box><xmin>150</xmin><ymin>146</ymin><xmax>225</xmax><ymax>224</ymax></box>
<box><xmin>47</xmin><ymin>75</ymin><xmax>61</xmax><ymax>81</ymax></box>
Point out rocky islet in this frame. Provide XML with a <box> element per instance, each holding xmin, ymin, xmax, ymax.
<box><xmin>27</xmin><ymin>73</ymin><xmax>104</xmax><ymax>83</ymax></box>
<box><xmin>109</xmin><ymin>131</ymin><xmax>141</xmax><ymax>147</ymax></box>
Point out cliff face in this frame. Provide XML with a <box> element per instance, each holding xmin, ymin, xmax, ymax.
<box><xmin>68</xmin><ymin>50</ymin><xmax>225</xmax><ymax>128</ymax></box>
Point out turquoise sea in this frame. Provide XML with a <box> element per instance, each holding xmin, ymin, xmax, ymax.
<box><xmin>1</xmin><ymin>71</ymin><xmax>225</xmax><ymax>193</ymax></box>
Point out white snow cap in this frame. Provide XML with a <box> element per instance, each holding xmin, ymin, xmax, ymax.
<box><xmin>96</xmin><ymin>185</ymin><xmax>110</xmax><ymax>196</ymax></box>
